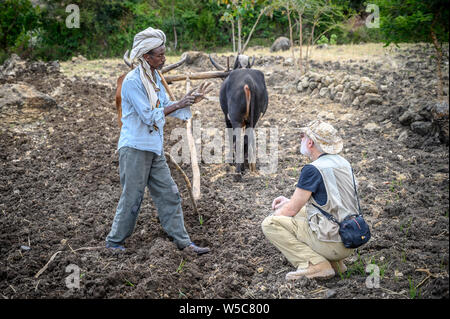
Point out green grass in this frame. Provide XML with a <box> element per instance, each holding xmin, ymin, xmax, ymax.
<box><xmin>408</xmin><ymin>276</ymin><xmax>421</xmax><ymax>299</ymax></box>
<box><xmin>340</xmin><ymin>253</ymin><xmax>390</xmax><ymax>281</ymax></box>
<box><xmin>341</xmin><ymin>252</ymin><xmax>366</xmax><ymax>279</ymax></box>
<box><xmin>178</xmin><ymin>289</ymin><xmax>187</xmax><ymax>299</ymax></box>
<box><xmin>177</xmin><ymin>259</ymin><xmax>186</xmax><ymax>273</ymax></box>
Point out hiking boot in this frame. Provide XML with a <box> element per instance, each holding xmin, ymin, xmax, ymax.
<box><xmin>106</xmin><ymin>242</ymin><xmax>125</xmax><ymax>251</ymax></box>
<box><xmin>331</xmin><ymin>260</ymin><xmax>347</xmax><ymax>274</ymax></box>
<box><xmin>285</xmin><ymin>261</ymin><xmax>335</xmax><ymax>281</ymax></box>
<box><xmin>184</xmin><ymin>242</ymin><xmax>210</xmax><ymax>255</ymax></box>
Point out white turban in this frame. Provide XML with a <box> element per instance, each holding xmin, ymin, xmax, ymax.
<box><xmin>129</xmin><ymin>27</ymin><xmax>166</xmax><ymax>61</ymax></box>
<box><xmin>127</xmin><ymin>27</ymin><xmax>167</xmax><ymax>113</ymax></box>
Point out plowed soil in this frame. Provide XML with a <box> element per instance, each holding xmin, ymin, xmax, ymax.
<box><xmin>0</xmin><ymin>44</ymin><xmax>448</xmax><ymax>299</ymax></box>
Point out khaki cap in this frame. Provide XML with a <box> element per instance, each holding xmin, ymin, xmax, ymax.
<box><xmin>300</xmin><ymin>120</ymin><xmax>343</xmax><ymax>154</ymax></box>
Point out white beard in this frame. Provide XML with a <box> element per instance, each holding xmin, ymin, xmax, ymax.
<box><xmin>300</xmin><ymin>138</ymin><xmax>311</xmax><ymax>157</ymax></box>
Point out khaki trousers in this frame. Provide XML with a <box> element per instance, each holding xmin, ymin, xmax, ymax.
<box><xmin>261</xmin><ymin>207</ymin><xmax>354</xmax><ymax>269</ymax></box>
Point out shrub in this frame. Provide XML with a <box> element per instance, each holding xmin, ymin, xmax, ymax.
<box><xmin>317</xmin><ymin>35</ymin><xmax>329</xmax><ymax>45</ymax></box>
<box><xmin>330</xmin><ymin>34</ymin><xmax>338</xmax><ymax>45</ymax></box>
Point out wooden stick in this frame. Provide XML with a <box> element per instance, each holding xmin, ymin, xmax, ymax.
<box><xmin>164</xmin><ymin>71</ymin><xmax>230</xmax><ymax>83</ymax></box>
<box><xmin>34</xmin><ymin>250</ymin><xmax>64</xmax><ymax>279</ymax></box>
<box><xmin>73</xmin><ymin>246</ymin><xmax>104</xmax><ymax>252</ymax></box>
<box><xmin>157</xmin><ymin>70</ymin><xmax>176</xmax><ymax>101</ymax></box>
<box><xmin>165</xmin><ymin>152</ymin><xmax>199</xmax><ymax>216</ymax></box>
<box><xmin>185</xmin><ymin>77</ymin><xmax>201</xmax><ymax>200</ymax></box>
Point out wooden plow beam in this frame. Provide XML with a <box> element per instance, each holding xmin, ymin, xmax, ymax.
<box><xmin>164</xmin><ymin>71</ymin><xmax>230</xmax><ymax>84</ymax></box>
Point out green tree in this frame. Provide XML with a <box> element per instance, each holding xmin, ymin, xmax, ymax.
<box><xmin>373</xmin><ymin>0</ymin><xmax>449</xmax><ymax>100</ymax></box>
<box><xmin>0</xmin><ymin>0</ymin><xmax>39</xmax><ymax>60</ymax></box>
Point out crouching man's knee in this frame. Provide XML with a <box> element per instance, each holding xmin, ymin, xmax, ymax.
<box><xmin>261</xmin><ymin>215</ymin><xmax>275</xmax><ymax>238</ymax></box>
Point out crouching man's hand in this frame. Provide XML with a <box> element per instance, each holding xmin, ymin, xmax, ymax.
<box><xmin>272</xmin><ymin>196</ymin><xmax>289</xmax><ymax>211</ymax></box>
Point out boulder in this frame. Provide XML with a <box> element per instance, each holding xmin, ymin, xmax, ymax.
<box><xmin>0</xmin><ymin>54</ymin><xmax>26</xmax><ymax>78</ymax></box>
<box><xmin>360</xmin><ymin>93</ymin><xmax>383</xmax><ymax>108</ymax></box>
<box><xmin>309</xmin><ymin>81</ymin><xmax>318</xmax><ymax>90</ymax></box>
<box><xmin>430</xmin><ymin>101</ymin><xmax>449</xmax><ymax>144</ymax></box>
<box><xmin>308</xmin><ymin>72</ymin><xmax>322</xmax><ymax>82</ymax></box>
<box><xmin>322</xmin><ymin>76</ymin><xmax>333</xmax><ymax>86</ymax></box>
<box><xmin>398</xmin><ymin>130</ymin><xmax>409</xmax><ymax>142</ymax></box>
<box><xmin>319</xmin><ymin>87</ymin><xmax>329</xmax><ymax>98</ymax></box>
<box><xmin>297</xmin><ymin>78</ymin><xmax>310</xmax><ymax>92</ymax></box>
<box><xmin>359</xmin><ymin>77</ymin><xmax>378</xmax><ymax>94</ymax></box>
<box><xmin>340</xmin><ymin>89</ymin><xmax>354</xmax><ymax>106</ymax></box>
<box><xmin>182</xmin><ymin>51</ymin><xmax>210</xmax><ymax>67</ymax></box>
<box><xmin>410</xmin><ymin>121</ymin><xmax>434</xmax><ymax>136</ymax></box>
<box><xmin>351</xmin><ymin>97</ymin><xmax>360</xmax><ymax>107</ymax></box>
<box><xmin>364</xmin><ymin>122</ymin><xmax>381</xmax><ymax>132</ymax></box>
<box><xmin>270</xmin><ymin>37</ymin><xmax>290</xmax><ymax>52</ymax></box>
<box><xmin>335</xmin><ymin>84</ymin><xmax>344</xmax><ymax>92</ymax></box>
<box><xmin>283</xmin><ymin>57</ymin><xmax>294</xmax><ymax>66</ymax></box>
<box><xmin>0</xmin><ymin>82</ymin><xmax>57</xmax><ymax>113</ymax></box>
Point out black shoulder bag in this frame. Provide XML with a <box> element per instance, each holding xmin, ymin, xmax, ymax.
<box><xmin>312</xmin><ymin>169</ymin><xmax>371</xmax><ymax>249</ymax></box>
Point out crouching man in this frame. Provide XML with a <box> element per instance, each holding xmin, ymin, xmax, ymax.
<box><xmin>262</xmin><ymin>120</ymin><xmax>357</xmax><ymax>280</ymax></box>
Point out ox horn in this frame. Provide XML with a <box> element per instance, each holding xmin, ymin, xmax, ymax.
<box><xmin>123</xmin><ymin>50</ymin><xmax>133</xmax><ymax>68</ymax></box>
<box><xmin>161</xmin><ymin>55</ymin><xmax>187</xmax><ymax>73</ymax></box>
<box><xmin>209</xmin><ymin>54</ymin><xmax>226</xmax><ymax>71</ymax></box>
<box><xmin>233</xmin><ymin>55</ymin><xmax>240</xmax><ymax>70</ymax></box>
<box><xmin>248</xmin><ymin>56</ymin><xmax>255</xmax><ymax>68</ymax></box>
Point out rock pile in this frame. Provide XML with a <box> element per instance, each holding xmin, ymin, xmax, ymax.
<box><xmin>296</xmin><ymin>71</ymin><xmax>384</xmax><ymax>109</ymax></box>
<box><xmin>295</xmin><ymin>69</ymin><xmax>449</xmax><ymax>145</ymax></box>
<box><xmin>0</xmin><ymin>54</ymin><xmax>59</xmax><ymax>119</ymax></box>
<box><xmin>0</xmin><ymin>54</ymin><xmax>60</xmax><ymax>81</ymax></box>
<box><xmin>0</xmin><ymin>82</ymin><xmax>57</xmax><ymax>115</ymax></box>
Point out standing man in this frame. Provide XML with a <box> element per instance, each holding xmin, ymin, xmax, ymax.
<box><xmin>262</xmin><ymin>121</ymin><xmax>357</xmax><ymax>280</ymax></box>
<box><xmin>106</xmin><ymin>27</ymin><xmax>211</xmax><ymax>255</ymax></box>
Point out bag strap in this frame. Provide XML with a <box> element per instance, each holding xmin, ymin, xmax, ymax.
<box><xmin>311</xmin><ymin>166</ymin><xmax>362</xmax><ymax>223</ymax></box>
<box><xmin>311</xmin><ymin>203</ymin><xmax>339</xmax><ymax>224</ymax></box>
<box><xmin>351</xmin><ymin>168</ymin><xmax>362</xmax><ymax>216</ymax></box>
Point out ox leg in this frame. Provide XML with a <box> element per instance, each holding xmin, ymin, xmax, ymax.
<box><xmin>246</xmin><ymin>127</ymin><xmax>257</xmax><ymax>172</ymax></box>
<box><xmin>234</xmin><ymin>126</ymin><xmax>245</xmax><ymax>175</ymax></box>
<box><xmin>224</xmin><ymin>115</ymin><xmax>234</xmax><ymax>166</ymax></box>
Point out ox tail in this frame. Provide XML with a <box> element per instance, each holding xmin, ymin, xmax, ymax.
<box><xmin>243</xmin><ymin>84</ymin><xmax>252</xmax><ymax>127</ymax></box>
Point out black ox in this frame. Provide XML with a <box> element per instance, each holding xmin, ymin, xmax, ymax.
<box><xmin>210</xmin><ymin>55</ymin><xmax>269</xmax><ymax>176</ymax></box>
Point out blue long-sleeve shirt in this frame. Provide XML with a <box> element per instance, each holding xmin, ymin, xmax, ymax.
<box><xmin>118</xmin><ymin>67</ymin><xmax>191</xmax><ymax>155</ymax></box>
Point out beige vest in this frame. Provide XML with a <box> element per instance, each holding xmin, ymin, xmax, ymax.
<box><xmin>306</xmin><ymin>154</ymin><xmax>359</xmax><ymax>242</ymax></box>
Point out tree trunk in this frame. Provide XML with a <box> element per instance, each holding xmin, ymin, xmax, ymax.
<box><xmin>305</xmin><ymin>22</ymin><xmax>317</xmax><ymax>73</ymax></box>
<box><xmin>241</xmin><ymin>7</ymin><xmax>267</xmax><ymax>54</ymax></box>
<box><xmin>231</xmin><ymin>19</ymin><xmax>236</xmax><ymax>53</ymax></box>
<box><xmin>171</xmin><ymin>0</ymin><xmax>177</xmax><ymax>51</ymax></box>
<box><xmin>298</xmin><ymin>15</ymin><xmax>303</xmax><ymax>74</ymax></box>
<box><xmin>431</xmin><ymin>26</ymin><xmax>444</xmax><ymax>101</ymax></box>
<box><xmin>238</xmin><ymin>16</ymin><xmax>242</xmax><ymax>53</ymax></box>
<box><xmin>287</xmin><ymin>5</ymin><xmax>297</xmax><ymax>68</ymax></box>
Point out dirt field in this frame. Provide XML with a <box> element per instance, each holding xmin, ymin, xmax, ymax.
<box><xmin>0</xmin><ymin>43</ymin><xmax>448</xmax><ymax>299</ymax></box>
